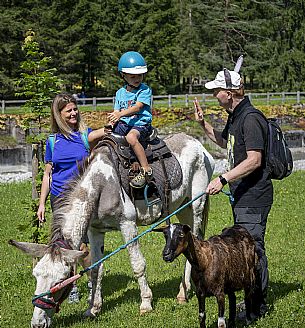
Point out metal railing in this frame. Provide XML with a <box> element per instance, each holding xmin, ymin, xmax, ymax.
<box><xmin>1</xmin><ymin>91</ymin><xmax>305</xmax><ymax>113</ymax></box>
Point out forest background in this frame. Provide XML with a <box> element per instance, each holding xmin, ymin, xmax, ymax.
<box><xmin>1</xmin><ymin>0</ymin><xmax>305</xmax><ymax>99</ymax></box>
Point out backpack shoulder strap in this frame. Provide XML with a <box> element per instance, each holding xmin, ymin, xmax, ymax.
<box><xmin>80</xmin><ymin>128</ymin><xmax>90</xmax><ymax>152</ymax></box>
<box><xmin>48</xmin><ymin>131</ymin><xmax>89</xmax><ymax>155</ymax></box>
<box><xmin>239</xmin><ymin>106</ymin><xmax>268</xmax><ymax>133</ymax></box>
<box><xmin>239</xmin><ymin>107</ymin><xmax>269</xmax><ymax>156</ymax></box>
<box><xmin>48</xmin><ymin>134</ymin><xmax>56</xmax><ymax>155</ymax></box>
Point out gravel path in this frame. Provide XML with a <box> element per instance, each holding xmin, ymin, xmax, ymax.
<box><xmin>1</xmin><ymin>159</ymin><xmax>304</xmax><ymax>184</ymax></box>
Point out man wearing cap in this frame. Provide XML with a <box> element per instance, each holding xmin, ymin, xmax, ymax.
<box><xmin>194</xmin><ymin>68</ymin><xmax>273</xmax><ymax>321</ymax></box>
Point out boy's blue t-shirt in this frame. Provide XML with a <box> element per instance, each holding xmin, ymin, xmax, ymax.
<box><xmin>114</xmin><ymin>83</ymin><xmax>152</xmax><ymax>126</ymax></box>
<box><xmin>45</xmin><ymin>129</ymin><xmax>92</xmax><ymax>196</ymax></box>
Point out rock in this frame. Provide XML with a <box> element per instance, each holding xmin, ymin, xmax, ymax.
<box><xmin>0</xmin><ymin>172</ymin><xmax>32</xmax><ymax>184</ymax></box>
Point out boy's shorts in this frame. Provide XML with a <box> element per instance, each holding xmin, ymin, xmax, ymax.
<box><xmin>113</xmin><ymin>121</ymin><xmax>152</xmax><ymax>141</ymax></box>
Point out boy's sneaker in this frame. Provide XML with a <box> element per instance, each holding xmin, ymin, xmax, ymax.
<box><xmin>68</xmin><ymin>285</ymin><xmax>79</xmax><ymax>304</ymax></box>
<box><xmin>130</xmin><ymin>167</ymin><xmax>153</xmax><ymax>188</ymax></box>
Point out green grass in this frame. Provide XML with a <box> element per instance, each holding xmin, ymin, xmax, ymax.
<box><xmin>0</xmin><ymin>173</ymin><xmax>304</xmax><ymax>327</ymax></box>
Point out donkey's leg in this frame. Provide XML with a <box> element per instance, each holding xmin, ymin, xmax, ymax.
<box><xmin>120</xmin><ymin>221</ymin><xmax>153</xmax><ymax>314</ymax></box>
<box><xmin>84</xmin><ymin>230</ymin><xmax>105</xmax><ymax>318</ymax></box>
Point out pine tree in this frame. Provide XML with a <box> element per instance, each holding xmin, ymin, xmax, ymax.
<box><xmin>0</xmin><ymin>2</ymin><xmax>27</xmax><ymax>97</ymax></box>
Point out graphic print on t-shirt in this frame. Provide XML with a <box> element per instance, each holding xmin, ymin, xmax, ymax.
<box><xmin>227</xmin><ymin>133</ymin><xmax>235</xmax><ymax>170</ymax></box>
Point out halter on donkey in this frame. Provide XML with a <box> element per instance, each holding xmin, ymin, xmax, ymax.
<box><xmin>10</xmin><ymin>133</ymin><xmax>214</xmax><ymax>328</ymax></box>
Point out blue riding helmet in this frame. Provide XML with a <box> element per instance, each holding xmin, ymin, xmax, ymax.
<box><xmin>118</xmin><ymin>51</ymin><xmax>147</xmax><ymax>74</ymax></box>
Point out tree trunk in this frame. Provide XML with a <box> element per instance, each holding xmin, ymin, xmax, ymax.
<box><xmin>32</xmin><ymin>143</ymin><xmax>39</xmax><ymax>199</ymax></box>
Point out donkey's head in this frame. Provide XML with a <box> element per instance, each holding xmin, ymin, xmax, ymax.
<box><xmin>9</xmin><ymin>240</ymin><xmax>87</xmax><ymax>328</ymax></box>
<box><xmin>154</xmin><ymin>224</ymin><xmax>191</xmax><ymax>262</ymax></box>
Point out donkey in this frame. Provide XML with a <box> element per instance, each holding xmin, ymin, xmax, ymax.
<box><xmin>10</xmin><ymin>133</ymin><xmax>214</xmax><ymax>328</ymax></box>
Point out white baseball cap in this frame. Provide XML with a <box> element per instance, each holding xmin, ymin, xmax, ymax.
<box><xmin>205</xmin><ymin>69</ymin><xmax>242</xmax><ymax>90</ymax></box>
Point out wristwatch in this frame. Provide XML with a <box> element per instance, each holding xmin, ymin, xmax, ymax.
<box><xmin>219</xmin><ymin>175</ymin><xmax>228</xmax><ymax>186</ymax></box>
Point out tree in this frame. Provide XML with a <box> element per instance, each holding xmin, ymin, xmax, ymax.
<box><xmin>257</xmin><ymin>0</ymin><xmax>305</xmax><ymax>91</ymax></box>
<box><xmin>1</xmin><ymin>0</ymin><xmax>305</xmax><ymax>96</ymax></box>
<box><xmin>122</xmin><ymin>0</ymin><xmax>180</xmax><ymax>94</ymax></box>
<box><xmin>16</xmin><ymin>30</ymin><xmax>62</xmax><ymax>243</ymax></box>
<box><xmin>0</xmin><ymin>3</ymin><xmax>27</xmax><ymax>97</ymax></box>
<box><xmin>174</xmin><ymin>0</ymin><xmax>207</xmax><ymax>93</ymax></box>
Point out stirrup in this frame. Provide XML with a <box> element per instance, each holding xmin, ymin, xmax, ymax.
<box><xmin>144</xmin><ymin>184</ymin><xmax>161</xmax><ymax>207</ymax></box>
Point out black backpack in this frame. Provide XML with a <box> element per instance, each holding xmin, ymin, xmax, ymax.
<box><xmin>265</xmin><ymin>118</ymin><xmax>293</xmax><ymax>180</ymax></box>
<box><xmin>242</xmin><ymin>109</ymin><xmax>293</xmax><ymax>180</ymax></box>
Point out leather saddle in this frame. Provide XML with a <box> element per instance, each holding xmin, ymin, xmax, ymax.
<box><xmin>95</xmin><ymin>128</ymin><xmax>183</xmax><ymax>216</ymax></box>
<box><xmin>113</xmin><ymin>129</ymin><xmax>172</xmax><ymax>168</ymax></box>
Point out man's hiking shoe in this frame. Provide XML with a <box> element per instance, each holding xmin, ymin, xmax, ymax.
<box><xmin>130</xmin><ymin>168</ymin><xmax>153</xmax><ymax>188</ymax></box>
<box><xmin>68</xmin><ymin>285</ymin><xmax>80</xmax><ymax>304</ymax></box>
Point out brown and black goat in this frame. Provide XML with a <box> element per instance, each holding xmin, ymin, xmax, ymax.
<box><xmin>156</xmin><ymin>224</ymin><xmax>258</xmax><ymax>328</ymax></box>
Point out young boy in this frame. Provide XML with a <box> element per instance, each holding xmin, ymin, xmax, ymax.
<box><xmin>108</xmin><ymin>51</ymin><xmax>153</xmax><ymax>188</ymax></box>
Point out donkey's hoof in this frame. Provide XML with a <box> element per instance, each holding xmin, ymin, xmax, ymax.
<box><xmin>177</xmin><ymin>297</ymin><xmax>187</xmax><ymax>304</ymax></box>
<box><xmin>140</xmin><ymin>305</ymin><xmax>153</xmax><ymax>315</ymax></box>
<box><xmin>140</xmin><ymin>308</ymin><xmax>152</xmax><ymax>315</ymax></box>
<box><xmin>83</xmin><ymin>309</ymin><xmax>97</xmax><ymax>319</ymax></box>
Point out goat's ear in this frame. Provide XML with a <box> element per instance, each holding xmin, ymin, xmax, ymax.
<box><xmin>153</xmin><ymin>225</ymin><xmax>168</xmax><ymax>233</ymax></box>
<box><xmin>183</xmin><ymin>225</ymin><xmax>191</xmax><ymax>234</ymax></box>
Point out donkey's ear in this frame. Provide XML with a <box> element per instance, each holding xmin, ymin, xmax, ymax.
<box><xmin>61</xmin><ymin>249</ymin><xmax>88</xmax><ymax>263</ymax></box>
<box><xmin>9</xmin><ymin>240</ymin><xmax>48</xmax><ymax>257</ymax></box>
<box><xmin>153</xmin><ymin>225</ymin><xmax>169</xmax><ymax>233</ymax></box>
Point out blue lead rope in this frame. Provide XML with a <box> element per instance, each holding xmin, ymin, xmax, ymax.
<box><xmin>80</xmin><ymin>189</ymin><xmax>234</xmax><ymax>275</ymax></box>
<box><xmin>79</xmin><ymin>190</ymin><xmax>207</xmax><ymax>275</ymax></box>
<box><xmin>221</xmin><ymin>189</ymin><xmax>234</xmax><ymax>204</ymax></box>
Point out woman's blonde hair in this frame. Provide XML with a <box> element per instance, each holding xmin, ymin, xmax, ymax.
<box><xmin>50</xmin><ymin>92</ymin><xmax>87</xmax><ymax>137</ymax></box>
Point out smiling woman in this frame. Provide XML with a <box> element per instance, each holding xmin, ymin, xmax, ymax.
<box><xmin>60</xmin><ymin>102</ymin><xmax>79</xmax><ymax>129</ymax></box>
<box><xmin>36</xmin><ymin>92</ymin><xmax>105</xmax><ymax>307</ymax></box>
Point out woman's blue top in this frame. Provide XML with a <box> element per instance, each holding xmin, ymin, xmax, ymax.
<box><xmin>45</xmin><ymin>129</ymin><xmax>92</xmax><ymax>196</ymax></box>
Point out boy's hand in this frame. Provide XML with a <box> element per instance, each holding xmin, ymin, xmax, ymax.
<box><xmin>104</xmin><ymin>123</ymin><xmax>113</xmax><ymax>134</ymax></box>
<box><xmin>107</xmin><ymin>111</ymin><xmax>121</xmax><ymax>123</ymax></box>
<box><xmin>193</xmin><ymin>97</ymin><xmax>204</xmax><ymax>121</ymax></box>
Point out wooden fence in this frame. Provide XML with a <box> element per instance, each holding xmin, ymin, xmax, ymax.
<box><xmin>1</xmin><ymin>91</ymin><xmax>305</xmax><ymax>113</ymax></box>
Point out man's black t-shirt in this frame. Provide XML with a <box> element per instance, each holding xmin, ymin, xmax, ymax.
<box><xmin>222</xmin><ymin>96</ymin><xmax>273</xmax><ymax>207</ymax></box>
